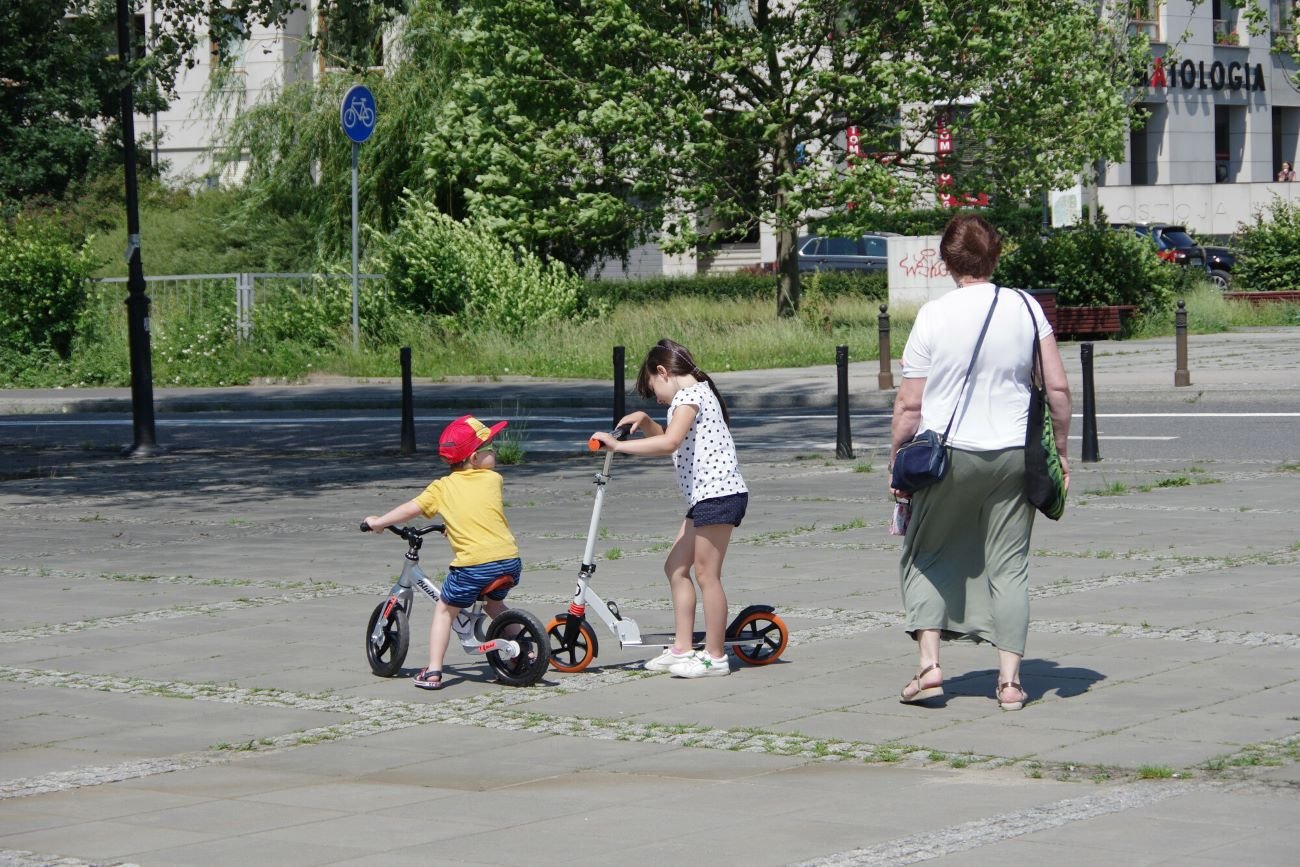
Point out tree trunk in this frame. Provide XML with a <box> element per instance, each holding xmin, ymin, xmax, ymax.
<box><xmin>773</xmin><ymin>130</ymin><xmax>800</xmax><ymax>318</ymax></box>
<box><xmin>776</xmin><ymin>224</ymin><xmax>800</xmax><ymax>318</ymax></box>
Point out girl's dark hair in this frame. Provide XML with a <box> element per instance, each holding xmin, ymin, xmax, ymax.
<box><xmin>635</xmin><ymin>338</ymin><xmax>731</xmax><ymax>425</ymax></box>
<box><xmin>940</xmin><ymin>214</ymin><xmax>1002</xmax><ymax>280</ymax></box>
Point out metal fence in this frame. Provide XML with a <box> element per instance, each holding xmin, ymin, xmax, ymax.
<box><xmin>86</xmin><ymin>273</ymin><xmax>385</xmax><ymax>341</ymax></box>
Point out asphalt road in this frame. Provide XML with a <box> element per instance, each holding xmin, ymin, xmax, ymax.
<box><xmin>3</xmin><ymin>403</ymin><xmax>1296</xmax><ymax>462</ymax></box>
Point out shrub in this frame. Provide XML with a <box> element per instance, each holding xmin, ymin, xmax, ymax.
<box><xmin>0</xmin><ymin>217</ymin><xmax>98</xmax><ymax>359</ymax></box>
<box><xmin>1231</xmin><ymin>196</ymin><xmax>1300</xmax><ymax>292</ymax></box>
<box><xmin>374</xmin><ymin>196</ymin><xmax>589</xmax><ymax>335</ymax></box>
<box><xmin>994</xmin><ymin>223</ymin><xmax>1174</xmax><ymax>315</ymax></box>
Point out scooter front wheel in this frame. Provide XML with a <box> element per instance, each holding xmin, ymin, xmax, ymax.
<box><xmin>486</xmin><ymin>609</ymin><xmax>551</xmax><ymax>686</ymax></box>
<box><xmin>546</xmin><ymin>614</ymin><xmax>598</xmax><ymax>673</ymax></box>
<box><xmin>365</xmin><ymin>600</ymin><xmax>409</xmax><ymax>677</ymax></box>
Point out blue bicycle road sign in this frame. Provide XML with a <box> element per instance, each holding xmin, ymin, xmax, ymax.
<box><xmin>340</xmin><ymin>84</ymin><xmax>377</xmax><ymax>144</ymax></box>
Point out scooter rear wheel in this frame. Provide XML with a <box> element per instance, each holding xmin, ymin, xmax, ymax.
<box><xmin>728</xmin><ymin>609</ymin><xmax>788</xmax><ymax>666</ymax></box>
<box><xmin>486</xmin><ymin>609</ymin><xmax>551</xmax><ymax>686</ymax></box>
<box><xmin>365</xmin><ymin>600</ymin><xmax>409</xmax><ymax>677</ymax></box>
<box><xmin>546</xmin><ymin>614</ymin><xmax>598</xmax><ymax>673</ymax></box>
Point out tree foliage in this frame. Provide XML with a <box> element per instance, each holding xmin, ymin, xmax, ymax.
<box><xmin>425</xmin><ymin>0</ymin><xmax>1150</xmax><ymax>314</ymax></box>
<box><xmin>214</xmin><ymin>0</ymin><xmax>460</xmax><ymax>261</ymax></box>
<box><xmin>0</xmin><ymin>0</ymin><xmax>164</xmax><ymax>207</ymax></box>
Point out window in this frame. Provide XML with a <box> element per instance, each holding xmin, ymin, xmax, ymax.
<box><xmin>824</xmin><ymin>237</ymin><xmax>860</xmax><ymax>256</ymax></box>
<box><xmin>1126</xmin><ymin>1</ymin><xmax>1160</xmax><ymax>42</ymax></box>
<box><xmin>864</xmin><ymin>236</ymin><xmax>888</xmax><ymax>257</ymax></box>
<box><xmin>209</xmin><ymin>10</ymin><xmax>248</xmax><ymax>71</ymax></box>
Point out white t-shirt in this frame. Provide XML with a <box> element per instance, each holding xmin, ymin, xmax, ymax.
<box><xmin>901</xmin><ymin>283</ymin><xmax>1053</xmax><ymax>451</ymax></box>
<box><xmin>668</xmin><ymin>381</ymin><xmax>748</xmax><ymax>506</ymax></box>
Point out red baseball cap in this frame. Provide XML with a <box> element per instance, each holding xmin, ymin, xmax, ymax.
<box><xmin>439</xmin><ymin>414</ymin><xmax>508</xmax><ymax>463</ymax></box>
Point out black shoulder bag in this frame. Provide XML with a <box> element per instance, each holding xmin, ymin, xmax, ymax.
<box><xmin>890</xmin><ymin>289</ymin><xmax>999</xmax><ymax>494</ymax></box>
<box><xmin>1017</xmin><ymin>291</ymin><xmax>1067</xmax><ymax>520</ymax></box>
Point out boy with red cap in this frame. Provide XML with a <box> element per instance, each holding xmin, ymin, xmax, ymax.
<box><xmin>364</xmin><ymin>414</ymin><xmax>521</xmax><ymax>690</ymax></box>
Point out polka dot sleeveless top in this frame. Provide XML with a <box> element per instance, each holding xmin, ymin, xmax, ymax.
<box><xmin>668</xmin><ymin>381</ymin><xmax>747</xmax><ymax>506</ymax></box>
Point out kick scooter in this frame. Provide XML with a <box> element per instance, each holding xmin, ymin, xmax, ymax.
<box><xmin>546</xmin><ymin>426</ymin><xmax>789</xmax><ymax>673</ymax></box>
<box><xmin>360</xmin><ymin>521</ymin><xmax>551</xmax><ymax>687</ymax></box>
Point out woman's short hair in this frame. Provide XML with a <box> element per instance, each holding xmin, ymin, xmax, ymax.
<box><xmin>940</xmin><ymin>215</ymin><xmax>1002</xmax><ymax>280</ymax></box>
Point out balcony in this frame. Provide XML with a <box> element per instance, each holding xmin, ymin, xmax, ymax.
<box><xmin>1212</xmin><ymin>19</ymin><xmax>1241</xmax><ymax>46</ymax></box>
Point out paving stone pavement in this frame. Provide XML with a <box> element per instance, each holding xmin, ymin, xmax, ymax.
<box><xmin>1</xmin><ymin>330</ymin><xmax>1298</xmax><ymax>866</ymax></box>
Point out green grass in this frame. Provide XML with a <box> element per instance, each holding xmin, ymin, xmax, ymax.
<box><xmin>1127</xmin><ymin>283</ymin><xmax>1300</xmax><ymax>337</ymax></box>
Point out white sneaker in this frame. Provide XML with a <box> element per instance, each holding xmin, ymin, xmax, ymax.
<box><xmin>644</xmin><ymin>648</ymin><xmax>693</xmax><ymax>672</ymax></box>
<box><xmin>669</xmin><ymin>652</ymin><xmax>731</xmax><ymax>678</ymax></box>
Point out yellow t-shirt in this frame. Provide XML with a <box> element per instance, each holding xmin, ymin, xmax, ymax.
<box><xmin>413</xmin><ymin>468</ymin><xmax>519</xmax><ymax>567</ymax></box>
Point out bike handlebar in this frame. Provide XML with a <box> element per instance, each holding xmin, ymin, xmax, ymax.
<box><xmin>359</xmin><ymin>522</ymin><xmax>445</xmax><ymax>539</ymax></box>
<box><xmin>588</xmin><ymin>423</ymin><xmax>633</xmax><ymax>451</ymax></box>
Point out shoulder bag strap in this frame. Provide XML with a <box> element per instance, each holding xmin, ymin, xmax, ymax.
<box><xmin>940</xmin><ymin>287</ymin><xmax>1000</xmax><ymax>443</ymax></box>
<box><xmin>1015</xmin><ymin>289</ymin><xmax>1045</xmax><ymax>389</ymax></box>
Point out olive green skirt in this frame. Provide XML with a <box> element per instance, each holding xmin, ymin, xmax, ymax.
<box><xmin>899</xmin><ymin>446</ymin><xmax>1035</xmax><ymax>655</ymax></box>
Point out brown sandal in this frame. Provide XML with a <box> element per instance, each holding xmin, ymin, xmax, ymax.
<box><xmin>997</xmin><ymin>681</ymin><xmax>1025</xmax><ymax>711</ymax></box>
<box><xmin>900</xmin><ymin>663</ymin><xmax>943</xmax><ymax>704</ymax></box>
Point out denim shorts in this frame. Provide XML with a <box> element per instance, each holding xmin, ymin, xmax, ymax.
<box><xmin>441</xmin><ymin>557</ymin><xmax>522</xmax><ymax>608</ymax></box>
<box><xmin>686</xmin><ymin>492</ymin><xmax>748</xmax><ymax>528</ymax></box>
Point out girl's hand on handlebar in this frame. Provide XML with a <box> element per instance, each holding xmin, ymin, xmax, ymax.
<box><xmin>589</xmin><ymin>431</ymin><xmax>619</xmax><ymax>452</ymax></box>
<box><xmin>616</xmin><ymin>411</ymin><xmax>649</xmax><ymax>432</ymax></box>
<box><xmin>362</xmin><ymin>516</ymin><xmax>386</xmax><ymax>533</ymax></box>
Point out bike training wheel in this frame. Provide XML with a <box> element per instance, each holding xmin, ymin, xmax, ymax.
<box><xmin>486</xmin><ymin>609</ymin><xmax>551</xmax><ymax>686</ymax></box>
<box><xmin>365</xmin><ymin>600</ymin><xmax>409</xmax><ymax>677</ymax></box>
<box><xmin>728</xmin><ymin>609</ymin><xmax>788</xmax><ymax>666</ymax></box>
<box><xmin>546</xmin><ymin>614</ymin><xmax>598</xmax><ymax>673</ymax></box>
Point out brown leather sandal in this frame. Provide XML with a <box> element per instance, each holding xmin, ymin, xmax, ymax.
<box><xmin>997</xmin><ymin>681</ymin><xmax>1025</xmax><ymax>711</ymax></box>
<box><xmin>900</xmin><ymin>663</ymin><xmax>943</xmax><ymax>704</ymax></box>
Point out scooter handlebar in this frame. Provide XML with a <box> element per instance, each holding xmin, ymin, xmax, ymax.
<box><xmin>588</xmin><ymin>423</ymin><xmax>633</xmax><ymax>451</ymax></box>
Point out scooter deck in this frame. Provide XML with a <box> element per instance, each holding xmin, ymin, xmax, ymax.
<box><xmin>626</xmin><ymin>631</ymin><xmax>757</xmax><ymax>649</ymax></box>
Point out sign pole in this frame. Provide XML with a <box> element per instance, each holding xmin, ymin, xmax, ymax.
<box><xmin>351</xmin><ymin>139</ymin><xmax>360</xmax><ymax>352</ymax></box>
<box><xmin>340</xmin><ymin>83</ymin><xmax>377</xmax><ymax>354</ymax></box>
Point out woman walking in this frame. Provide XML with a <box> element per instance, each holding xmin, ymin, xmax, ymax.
<box><xmin>889</xmin><ymin>215</ymin><xmax>1071</xmax><ymax>711</ymax></box>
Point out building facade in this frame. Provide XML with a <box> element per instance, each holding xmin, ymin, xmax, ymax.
<box><xmin>1095</xmin><ymin>0</ymin><xmax>1300</xmax><ymax>235</ymax></box>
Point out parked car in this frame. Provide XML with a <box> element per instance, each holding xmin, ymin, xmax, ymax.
<box><xmin>1111</xmin><ymin>223</ymin><xmax>1206</xmax><ymax>272</ymax></box>
<box><xmin>796</xmin><ymin>233</ymin><xmax>895</xmax><ymax>273</ymax></box>
<box><xmin>1200</xmin><ymin>243</ymin><xmax>1235</xmax><ymax>288</ymax></box>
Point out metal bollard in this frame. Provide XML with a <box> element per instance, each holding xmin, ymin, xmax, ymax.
<box><xmin>613</xmin><ymin>345</ymin><xmax>626</xmax><ymax>428</ymax></box>
<box><xmin>1174</xmin><ymin>300</ymin><xmax>1191</xmax><ymax>387</ymax></box>
<box><xmin>1080</xmin><ymin>342</ymin><xmax>1099</xmax><ymax>463</ymax></box>
<box><xmin>399</xmin><ymin>346</ymin><xmax>416</xmax><ymax>455</ymax></box>
<box><xmin>836</xmin><ymin>344</ymin><xmax>854</xmax><ymax>459</ymax></box>
<box><xmin>877</xmin><ymin>304</ymin><xmax>895</xmax><ymax>390</ymax></box>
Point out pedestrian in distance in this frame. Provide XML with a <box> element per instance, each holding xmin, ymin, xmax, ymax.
<box><xmin>889</xmin><ymin>215</ymin><xmax>1072</xmax><ymax>711</ymax></box>
<box><xmin>364</xmin><ymin>415</ymin><xmax>522</xmax><ymax>690</ymax></box>
<box><xmin>590</xmin><ymin>339</ymin><xmax>748</xmax><ymax>678</ymax></box>
<box><xmin>1277</xmin><ymin>161</ymin><xmax>1295</xmax><ymax>182</ymax></box>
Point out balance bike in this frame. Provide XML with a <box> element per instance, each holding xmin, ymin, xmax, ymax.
<box><xmin>546</xmin><ymin>426</ymin><xmax>789</xmax><ymax>673</ymax></box>
<box><xmin>361</xmin><ymin>522</ymin><xmax>550</xmax><ymax>687</ymax></box>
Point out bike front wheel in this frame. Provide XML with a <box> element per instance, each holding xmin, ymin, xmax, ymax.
<box><xmin>486</xmin><ymin>609</ymin><xmax>550</xmax><ymax>686</ymax></box>
<box><xmin>365</xmin><ymin>600</ymin><xmax>409</xmax><ymax>677</ymax></box>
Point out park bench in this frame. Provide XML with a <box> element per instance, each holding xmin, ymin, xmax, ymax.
<box><xmin>1054</xmin><ymin>304</ymin><xmax>1137</xmax><ymax>339</ymax></box>
<box><xmin>1221</xmin><ymin>290</ymin><xmax>1300</xmax><ymax>305</ymax></box>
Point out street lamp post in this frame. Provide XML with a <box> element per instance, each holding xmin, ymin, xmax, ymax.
<box><xmin>116</xmin><ymin>0</ymin><xmax>160</xmax><ymax>456</ymax></box>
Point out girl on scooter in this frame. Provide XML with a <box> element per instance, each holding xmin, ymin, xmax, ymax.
<box><xmin>590</xmin><ymin>339</ymin><xmax>748</xmax><ymax>678</ymax></box>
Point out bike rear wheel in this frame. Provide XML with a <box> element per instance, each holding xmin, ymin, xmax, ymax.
<box><xmin>365</xmin><ymin>600</ymin><xmax>409</xmax><ymax>677</ymax></box>
<box><xmin>486</xmin><ymin>609</ymin><xmax>551</xmax><ymax>686</ymax></box>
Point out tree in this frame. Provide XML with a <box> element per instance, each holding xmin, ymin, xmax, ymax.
<box><xmin>213</xmin><ymin>0</ymin><xmax>463</xmax><ymax>260</ymax></box>
<box><xmin>426</xmin><ymin>0</ymin><xmax>1150</xmax><ymax>314</ymax></box>
<box><xmin>0</xmin><ymin>0</ymin><xmax>165</xmax><ymax>206</ymax></box>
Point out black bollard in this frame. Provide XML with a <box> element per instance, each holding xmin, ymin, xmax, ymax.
<box><xmin>836</xmin><ymin>344</ymin><xmax>854</xmax><ymax>459</ymax></box>
<box><xmin>877</xmin><ymin>305</ymin><xmax>895</xmax><ymax>390</ymax></box>
<box><xmin>400</xmin><ymin>347</ymin><xmax>416</xmax><ymax>455</ymax></box>
<box><xmin>613</xmin><ymin>345</ymin><xmax>626</xmax><ymax>428</ymax></box>
<box><xmin>1081</xmin><ymin>342</ymin><xmax>1099</xmax><ymax>463</ymax></box>
<box><xmin>1174</xmin><ymin>299</ymin><xmax>1190</xmax><ymax>387</ymax></box>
